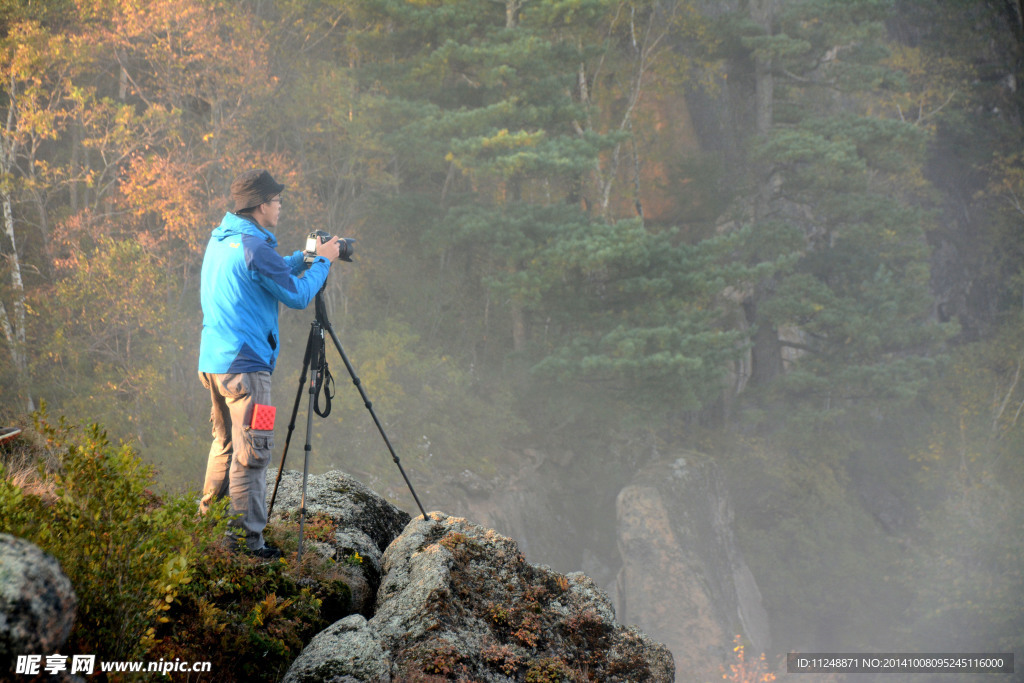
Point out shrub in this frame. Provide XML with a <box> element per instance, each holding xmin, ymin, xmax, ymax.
<box><xmin>0</xmin><ymin>410</ymin><xmax>353</xmax><ymax>681</ymax></box>
<box><xmin>721</xmin><ymin>635</ymin><xmax>776</xmax><ymax>683</ymax></box>
<box><xmin>525</xmin><ymin>657</ymin><xmax>576</xmax><ymax>683</ymax></box>
<box><xmin>0</xmin><ymin>409</ymin><xmax>231</xmax><ymax>660</ymax></box>
<box><xmin>151</xmin><ymin>541</ymin><xmax>351</xmax><ymax>682</ymax></box>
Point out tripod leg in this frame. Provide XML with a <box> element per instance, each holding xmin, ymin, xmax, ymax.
<box><xmin>268</xmin><ymin>323</ymin><xmax>317</xmax><ymax>521</ymax></box>
<box><xmin>297</xmin><ymin>321</ymin><xmax>324</xmax><ymax>564</ymax></box>
<box><xmin>321</xmin><ymin>318</ymin><xmax>428</xmax><ymax>519</ymax></box>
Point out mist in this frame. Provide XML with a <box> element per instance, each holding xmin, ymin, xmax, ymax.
<box><xmin>1</xmin><ymin>0</ymin><xmax>1021</xmax><ymax>679</ymax></box>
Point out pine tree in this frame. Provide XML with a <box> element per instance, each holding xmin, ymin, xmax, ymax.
<box><xmin>718</xmin><ymin>0</ymin><xmax>953</xmax><ymax>409</ymax></box>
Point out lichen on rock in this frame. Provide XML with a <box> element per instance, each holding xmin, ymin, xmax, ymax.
<box><xmin>284</xmin><ymin>511</ymin><xmax>674</xmax><ymax>682</ymax></box>
<box><xmin>0</xmin><ymin>533</ymin><xmax>77</xmax><ymax>661</ymax></box>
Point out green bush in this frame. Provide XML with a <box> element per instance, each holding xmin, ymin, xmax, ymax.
<box><xmin>0</xmin><ymin>410</ymin><xmax>352</xmax><ymax>681</ymax></box>
<box><xmin>0</xmin><ymin>409</ymin><xmax>230</xmax><ymax>660</ymax></box>
<box><xmin>152</xmin><ymin>538</ymin><xmax>351</xmax><ymax>682</ymax></box>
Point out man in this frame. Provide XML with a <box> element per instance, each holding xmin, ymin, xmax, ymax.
<box><xmin>198</xmin><ymin>169</ymin><xmax>342</xmax><ymax>558</ymax></box>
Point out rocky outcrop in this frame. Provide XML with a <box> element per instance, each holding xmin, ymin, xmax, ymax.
<box><xmin>268</xmin><ymin>469</ymin><xmax>412</xmax><ymax>615</ymax></box>
<box><xmin>616</xmin><ymin>454</ymin><xmax>770</xmax><ymax>682</ymax></box>
<box><xmin>284</xmin><ymin>512</ymin><xmax>675</xmax><ymax>683</ymax></box>
<box><xmin>0</xmin><ymin>533</ymin><xmax>77</xmax><ymax>662</ymax></box>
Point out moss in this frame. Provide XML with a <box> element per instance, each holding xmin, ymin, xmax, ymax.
<box><xmin>526</xmin><ymin>657</ymin><xmax>576</xmax><ymax>682</ymax></box>
<box><xmin>419</xmin><ymin>638</ymin><xmax>469</xmax><ymax>677</ymax></box>
<box><xmin>415</xmin><ymin>525</ymin><xmax>652</xmax><ymax>682</ymax></box>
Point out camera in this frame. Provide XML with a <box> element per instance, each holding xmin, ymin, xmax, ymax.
<box><xmin>304</xmin><ymin>230</ymin><xmax>355</xmax><ymax>264</ymax></box>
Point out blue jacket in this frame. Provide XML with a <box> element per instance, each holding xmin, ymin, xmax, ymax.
<box><xmin>198</xmin><ymin>212</ymin><xmax>330</xmax><ymax>374</ymax></box>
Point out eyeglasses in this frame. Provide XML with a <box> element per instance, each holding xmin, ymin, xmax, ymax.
<box><xmin>269</xmin><ymin>197</ymin><xmax>283</xmax><ymax>206</ymax></box>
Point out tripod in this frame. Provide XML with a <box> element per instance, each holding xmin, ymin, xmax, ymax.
<box><xmin>268</xmin><ymin>285</ymin><xmax>427</xmax><ymax>562</ymax></box>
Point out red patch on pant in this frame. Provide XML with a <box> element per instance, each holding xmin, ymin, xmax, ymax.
<box><xmin>251</xmin><ymin>404</ymin><xmax>276</xmax><ymax>431</ymax></box>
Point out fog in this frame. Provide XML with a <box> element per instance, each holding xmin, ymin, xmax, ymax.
<box><xmin>1</xmin><ymin>0</ymin><xmax>1021</xmax><ymax>679</ymax></box>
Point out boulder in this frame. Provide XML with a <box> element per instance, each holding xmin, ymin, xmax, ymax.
<box><xmin>0</xmin><ymin>533</ymin><xmax>77</xmax><ymax>661</ymax></box>
<box><xmin>268</xmin><ymin>469</ymin><xmax>412</xmax><ymax>615</ymax></box>
<box><xmin>616</xmin><ymin>454</ymin><xmax>770</xmax><ymax>682</ymax></box>
<box><xmin>284</xmin><ymin>512</ymin><xmax>674</xmax><ymax>682</ymax></box>
<box><xmin>281</xmin><ymin>615</ymin><xmax>390</xmax><ymax>683</ymax></box>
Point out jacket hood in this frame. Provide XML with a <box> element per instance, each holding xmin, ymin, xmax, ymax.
<box><xmin>212</xmin><ymin>211</ymin><xmax>278</xmax><ymax>248</ymax></box>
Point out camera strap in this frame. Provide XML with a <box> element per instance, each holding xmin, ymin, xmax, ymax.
<box><xmin>313</xmin><ymin>343</ymin><xmax>335</xmax><ymax>418</ymax></box>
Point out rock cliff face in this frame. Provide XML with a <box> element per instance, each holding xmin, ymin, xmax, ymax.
<box><xmin>433</xmin><ymin>446</ymin><xmax>772</xmax><ymax>679</ymax></box>
<box><xmin>430</xmin><ymin>445</ymin><xmax>773</xmax><ymax>679</ymax></box>
<box><xmin>271</xmin><ymin>471</ymin><xmax>674</xmax><ymax>682</ymax></box>
<box><xmin>616</xmin><ymin>455</ymin><xmax>770</xmax><ymax>682</ymax></box>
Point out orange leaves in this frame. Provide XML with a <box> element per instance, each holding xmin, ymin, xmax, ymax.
<box><xmin>1</xmin><ymin>22</ymin><xmax>77</xmax><ymax>150</ymax></box>
<box><xmin>8</xmin><ymin>0</ymin><xmax>290</xmax><ymax>255</ymax></box>
<box><xmin>110</xmin><ymin>0</ymin><xmax>274</xmax><ymax>118</ymax></box>
<box><xmin>722</xmin><ymin>635</ymin><xmax>776</xmax><ymax>683</ymax></box>
<box><xmin>119</xmin><ymin>153</ymin><xmax>208</xmax><ymax>253</ymax></box>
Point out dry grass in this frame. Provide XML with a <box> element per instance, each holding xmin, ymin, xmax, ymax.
<box><xmin>0</xmin><ymin>419</ymin><xmax>60</xmax><ymax>501</ymax></box>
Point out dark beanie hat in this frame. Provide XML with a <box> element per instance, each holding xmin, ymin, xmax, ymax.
<box><xmin>231</xmin><ymin>169</ymin><xmax>285</xmax><ymax>212</ymax></box>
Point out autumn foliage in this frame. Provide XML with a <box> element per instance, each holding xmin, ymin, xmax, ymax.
<box><xmin>0</xmin><ymin>0</ymin><xmax>1021</xmax><ymax>670</ymax></box>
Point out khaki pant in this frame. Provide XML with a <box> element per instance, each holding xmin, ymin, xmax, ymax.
<box><xmin>198</xmin><ymin>371</ymin><xmax>274</xmax><ymax>551</ymax></box>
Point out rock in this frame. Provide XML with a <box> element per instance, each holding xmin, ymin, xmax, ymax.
<box><xmin>281</xmin><ymin>615</ymin><xmax>390</xmax><ymax>683</ymax></box>
<box><xmin>268</xmin><ymin>469</ymin><xmax>412</xmax><ymax>614</ymax></box>
<box><xmin>0</xmin><ymin>533</ymin><xmax>78</xmax><ymax>661</ymax></box>
<box><xmin>285</xmin><ymin>512</ymin><xmax>675</xmax><ymax>682</ymax></box>
<box><xmin>616</xmin><ymin>454</ymin><xmax>770</xmax><ymax>682</ymax></box>
<box><xmin>269</xmin><ymin>469</ymin><xmax>412</xmax><ymax>552</ymax></box>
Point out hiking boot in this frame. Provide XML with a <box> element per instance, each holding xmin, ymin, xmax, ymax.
<box><xmin>246</xmin><ymin>543</ymin><xmax>283</xmax><ymax>560</ymax></box>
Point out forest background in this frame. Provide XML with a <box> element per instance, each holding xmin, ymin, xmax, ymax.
<box><xmin>0</xmin><ymin>0</ymin><xmax>1021</xmax><ymax>667</ymax></box>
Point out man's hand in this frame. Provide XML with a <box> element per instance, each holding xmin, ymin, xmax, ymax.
<box><xmin>316</xmin><ymin>236</ymin><xmax>343</xmax><ymax>263</ymax></box>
